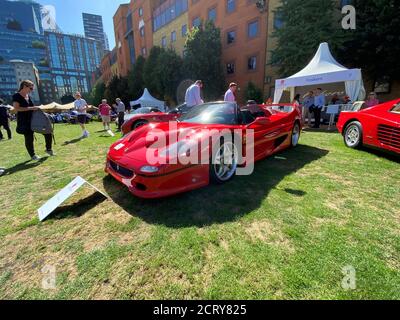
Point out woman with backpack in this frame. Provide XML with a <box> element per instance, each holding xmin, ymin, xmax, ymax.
<box><xmin>12</xmin><ymin>80</ymin><xmax>54</xmax><ymax>161</ymax></box>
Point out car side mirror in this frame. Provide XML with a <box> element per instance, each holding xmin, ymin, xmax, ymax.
<box><xmin>248</xmin><ymin>117</ymin><xmax>269</xmax><ymax>127</ymax></box>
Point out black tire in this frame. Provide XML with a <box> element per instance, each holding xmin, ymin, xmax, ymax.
<box><xmin>210</xmin><ymin>140</ymin><xmax>238</xmax><ymax>184</ymax></box>
<box><xmin>344</xmin><ymin>121</ymin><xmax>363</xmax><ymax>149</ymax></box>
<box><xmin>291</xmin><ymin>122</ymin><xmax>301</xmax><ymax>147</ymax></box>
<box><xmin>132</xmin><ymin>120</ymin><xmax>148</xmax><ymax>130</ymax></box>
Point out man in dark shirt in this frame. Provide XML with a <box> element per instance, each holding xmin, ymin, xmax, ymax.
<box><xmin>0</xmin><ymin>98</ymin><xmax>12</xmax><ymax>140</ymax></box>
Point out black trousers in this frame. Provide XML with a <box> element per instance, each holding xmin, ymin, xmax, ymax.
<box><xmin>313</xmin><ymin>107</ymin><xmax>322</xmax><ymax>128</ymax></box>
<box><xmin>0</xmin><ymin>121</ymin><xmax>11</xmax><ymax>139</ymax></box>
<box><xmin>118</xmin><ymin>112</ymin><xmax>125</xmax><ymax>130</ymax></box>
<box><xmin>24</xmin><ymin>131</ymin><xmax>53</xmax><ymax>157</ymax></box>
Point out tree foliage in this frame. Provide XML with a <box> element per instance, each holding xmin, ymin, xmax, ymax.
<box><xmin>271</xmin><ymin>0</ymin><xmax>347</xmax><ymax>77</ymax></box>
<box><xmin>128</xmin><ymin>55</ymin><xmax>146</xmax><ymax>101</ymax></box>
<box><xmin>89</xmin><ymin>80</ymin><xmax>106</xmax><ymax>106</ymax></box>
<box><xmin>104</xmin><ymin>75</ymin><xmax>129</xmax><ymax>106</ymax></box>
<box><xmin>143</xmin><ymin>46</ymin><xmax>163</xmax><ymax>99</ymax></box>
<box><xmin>184</xmin><ymin>20</ymin><xmax>225</xmax><ymax>100</ymax></box>
<box><xmin>339</xmin><ymin>0</ymin><xmax>400</xmax><ymax>83</ymax></box>
<box><xmin>244</xmin><ymin>82</ymin><xmax>264</xmax><ymax>104</ymax></box>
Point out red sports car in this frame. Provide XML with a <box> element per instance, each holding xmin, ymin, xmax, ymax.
<box><xmin>337</xmin><ymin>99</ymin><xmax>400</xmax><ymax>154</ymax></box>
<box><xmin>106</xmin><ymin>102</ymin><xmax>302</xmax><ymax>199</ymax></box>
<box><xmin>121</xmin><ymin>104</ymin><xmax>189</xmax><ymax>135</ymax></box>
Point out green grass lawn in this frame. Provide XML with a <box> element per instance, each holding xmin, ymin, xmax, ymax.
<box><xmin>0</xmin><ymin>121</ymin><xmax>399</xmax><ymax>300</ymax></box>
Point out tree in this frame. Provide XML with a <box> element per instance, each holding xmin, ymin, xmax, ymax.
<box><xmin>339</xmin><ymin>0</ymin><xmax>400</xmax><ymax>86</ymax></box>
<box><xmin>184</xmin><ymin>20</ymin><xmax>225</xmax><ymax>100</ymax></box>
<box><xmin>60</xmin><ymin>94</ymin><xmax>74</xmax><ymax>104</ymax></box>
<box><xmin>89</xmin><ymin>80</ymin><xmax>106</xmax><ymax>106</ymax></box>
<box><xmin>104</xmin><ymin>75</ymin><xmax>129</xmax><ymax>106</ymax></box>
<box><xmin>154</xmin><ymin>49</ymin><xmax>183</xmax><ymax>104</ymax></box>
<box><xmin>143</xmin><ymin>46</ymin><xmax>163</xmax><ymax>99</ymax></box>
<box><xmin>244</xmin><ymin>82</ymin><xmax>264</xmax><ymax>104</ymax></box>
<box><xmin>128</xmin><ymin>55</ymin><xmax>146</xmax><ymax>100</ymax></box>
<box><xmin>271</xmin><ymin>0</ymin><xmax>347</xmax><ymax>77</ymax></box>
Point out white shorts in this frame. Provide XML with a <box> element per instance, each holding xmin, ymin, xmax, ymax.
<box><xmin>101</xmin><ymin>115</ymin><xmax>111</xmax><ymax>123</ymax></box>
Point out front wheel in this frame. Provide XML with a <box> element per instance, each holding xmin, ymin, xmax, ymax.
<box><xmin>210</xmin><ymin>141</ymin><xmax>238</xmax><ymax>184</ymax></box>
<box><xmin>344</xmin><ymin>121</ymin><xmax>363</xmax><ymax>149</ymax></box>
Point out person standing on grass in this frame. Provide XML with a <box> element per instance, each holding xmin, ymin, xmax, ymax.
<box><xmin>74</xmin><ymin>92</ymin><xmax>89</xmax><ymax>138</ymax></box>
<box><xmin>99</xmin><ymin>99</ymin><xmax>111</xmax><ymax>131</ymax></box>
<box><xmin>313</xmin><ymin>88</ymin><xmax>325</xmax><ymax>128</ymax></box>
<box><xmin>224</xmin><ymin>83</ymin><xmax>238</xmax><ymax>102</ymax></box>
<box><xmin>115</xmin><ymin>98</ymin><xmax>126</xmax><ymax>131</ymax></box>
<box><xmin>303</xmin><ymin>91</ymin><xmax>314</xmax><ymax>126</ymax></box>
<box><xmin>0</xmin><ymin>98</ymin><xmax>12</xmax><ymax>140</ymax></box>
<box><xmin>366</xmin><ymin>92</ymin><xmax>380</xmax><ymax>108</ymax></box>
<box><xmin>12</xmin><ymin>80</ymin><xmax>54</xmax><ymax>161</ymax></box>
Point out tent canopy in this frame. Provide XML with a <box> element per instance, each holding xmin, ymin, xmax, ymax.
<box><xmin>274</xmin><ymin>43</ymin><xmax>365</xmax><ymax>103</ymax></box>
<box><xmin>130</xmin><ymin>88</ymin><xmax>165</xmax><ymax>111</ymax></box>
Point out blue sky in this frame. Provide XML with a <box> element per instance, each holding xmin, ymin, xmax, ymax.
<box><xmin>36</xmin><ymin>0</ymin><xmax>128</xmax><ymax>48</ymax></box>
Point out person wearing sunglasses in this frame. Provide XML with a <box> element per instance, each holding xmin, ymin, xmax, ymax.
<box><xmin>366</xmin><ymin>92</ymin><xmax>380</xmax><ymax>108</ymax></box>
<box><xmin>12</xmin><ymin>80</ymin><xmax>54</xmax><ymax>161</ymax></box>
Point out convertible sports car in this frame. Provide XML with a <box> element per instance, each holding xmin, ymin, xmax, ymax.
<box><xmin>121</xmin><ymin>104</ymin><xmax>190</xmax><ymax>135</ymax></box>
<box><xmin>106</xmin><ymin>102</ymin><xmax>302</xmax><ymax>199</ymax></box>
<box><xmin>337</xmin><ymin>99</ymin><xmax>400</xmax><ymax>154</ymax></box>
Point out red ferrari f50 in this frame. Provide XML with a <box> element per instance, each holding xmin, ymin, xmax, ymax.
<box><xmin>106</xmin><ymin>102</ymin><xmax>302</xmax><ymax>199</ymax></box>
<box><xmin>337</xmin><ymin>99</ymin><xmax>400</xmax><ymax>154</ymax></box>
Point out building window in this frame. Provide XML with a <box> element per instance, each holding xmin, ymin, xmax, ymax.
<box><xmin>227</xmin><ymin>30</ymin><xmax>236</xmax><ymax>44</ymax></box>
<box><xmin>171</xmin><ymin>31</ymin><xmax>177</xmax><ymax>42</ymax></box>
<box><xmin>161</xmin><ymin>36</ymin><xmax>167</xmax><ymax>48</ymax></box>
<box><xmin>208</xmin><ymin>7</ymin><xmax>217</xmax><ymax>22</ymax></box>
<box><xmin>142</xmin><ymin>47</ymin><xmax>147</xmax><ymax>56</ymax></box>
<box><xmin>140</xmin><ymin>26</ymin><xmax>145</xmax><ymax>37</ymax></box>
<box><xmin>227</xmin><ymin>0</ymin><xmax>236</xmax><ymax>13</ymax></box>
<box><xmin>182</xmin><ymin>24</ymin><xmax>187</xmax><ymax>37</ymax></box>
<box><xmin>248</xmin><ymin>20</ymin><xmax>259</xmax><ymax>38</ymax></box>
<box><xmin>248</xmin><ymin>56</ymin><xmax>257</xmax><ymax>70</ymax></box>
<box><xmin>226</xmin><ymin>62</ymin><xmax>235</xmax><ymax>74</ymax></box>
<box><xmin>192</xmin><ymin>17</ymin><xmax>201</xmax><ymax>28</ymax></box>
<box><xmin>139</xmin><ymin>7</ymin><xmax>143</xmax><ymax>17</ymax></box>
<box><xmin>274</xmin><ymin>12</ymin><xmax>283</xmax><ymax>29</ymax></box>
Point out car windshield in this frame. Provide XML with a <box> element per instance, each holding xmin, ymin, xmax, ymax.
<box><xmin>178</xmin><ymin>103</ymin><xmax>238</xmax><ymax>125</ymax></box>
<box><xmin>391</xmin><ymin>103</ymin><xmax>400</xmax><ymax>114</ymax></box>
<box><xmin>133</xmin><ymin>107</ymin><xmax>152</xmax><ymax>114</ymax></box>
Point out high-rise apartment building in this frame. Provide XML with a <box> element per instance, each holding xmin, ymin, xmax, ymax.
<box><xmin>45</xmin><ymin>31</ymin><xmax>103</xmax><ymax>99</ymax></box>
<box><xmin>82</xmin><ymin>13</ymin><xmax>109</xmax><ymax>54</ymax></box>
<box><xmin>0</xmin><ymin>0</ymin><xmax>49</xmax><ymax>103</ymax></box>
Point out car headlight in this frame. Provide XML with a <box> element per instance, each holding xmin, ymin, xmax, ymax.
<box><xmin>140</xmin><ymin>166</ymin><xmax>160</xmax><ymax>173</ymax></box>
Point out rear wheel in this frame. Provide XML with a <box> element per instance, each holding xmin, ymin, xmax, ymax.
<box><xmin>132</xmin><ymin>120</ymin><xmax>148</xmax><ymax>130</ymax></box>
<box><xmin>344</xmin><ymin>121</ymin><xmax>363</xmax><ymax>148</ymax></box>
<box><xmin>210</xmin><ymin>141</ymin><xmax>238</xmax><ymax>184</ymax></box>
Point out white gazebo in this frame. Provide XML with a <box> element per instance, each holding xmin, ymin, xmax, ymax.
<box><xmin>130</xmin><ymin>88</ymin><xmax>165</xmax><ymax>111</ymax></box>
<box><xmin>273</xmin><ymin>43</ymin><xmax>366</xmax><ymax>103</ymax></box>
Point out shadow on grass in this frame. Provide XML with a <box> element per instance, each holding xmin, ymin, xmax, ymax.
<box><xmin>50</xmin><ymin>192</ymin><xmax>107</xmax><ymax>220</ymax></box>
<box><xmin>103</xmin><ymin>144</ymin><xmax>329</xmax><ymax>228</ymax></box>
<box><xmin>2</xmin><ymin>157</ymin><xmax>48</xmax><ymax>176</ymax></box>
<box><xmin>62</xmin><ymin>137</ymin><xmax>83</xmax><ymax>146</ymax></box>
<box><xmin>359</xmin><ymin>146</ymin><xmax>400</xmax><ymax>164</ymax></box>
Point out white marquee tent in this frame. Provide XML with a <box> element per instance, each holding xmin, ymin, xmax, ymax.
<box><xmin>130</xmin><ymin>88</ymin><xmax>165</xmax><ymax>111</ymax></box>
<box><xmin>273</xmin><ymin>43</ymin><xmax>366</xmax><ymax>103</ymax></box>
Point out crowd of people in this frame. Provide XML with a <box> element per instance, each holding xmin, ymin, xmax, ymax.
<box><xmin>0</xmin><ymin>78</ymin><xmax>384</xmax><ymax>162</ymax></box>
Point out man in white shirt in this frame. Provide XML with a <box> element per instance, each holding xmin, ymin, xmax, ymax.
<box><xmin>185</xmin><ymin>80</ymin><xmax>204</xmax><ymax>108</ymax></box>
<box><xmin>74</xmin><ymin>92</ymin><xmax>89</xmax><ymax>138</ymax></box>
<box><xmin>224</xmin><ymin>83</ymin><xmax>237</xmax><ymax>102</ymax></box>
<box><xmin>313</xmin><ymin>88</ymin><xmax>325</xmax><ymax>128</ymax></box>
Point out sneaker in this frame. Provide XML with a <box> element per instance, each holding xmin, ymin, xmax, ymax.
<box><xmin>46</xmin><ymin>150</ymin><xmax>55</xmax><ymax>157</ymax></box>
<box><xmin>31</xmin><ymin>155</ymin><xmax>41</xmax><ymax>161</ymax></box>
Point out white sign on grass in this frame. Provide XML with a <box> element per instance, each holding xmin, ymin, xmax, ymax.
<box><xmin>37</xmin><ymin>176</ymin><xmax>108</xmax><ymax>222</ymax></box>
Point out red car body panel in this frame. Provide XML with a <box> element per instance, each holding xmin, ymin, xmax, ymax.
<box><xmin>121</xmin><ymin>112</ymin><xmax>179</xmax><ymax>136</ymax></box>
<box><xmin>337</xmin><ymin>99</ymin><xmax>400</xmax><ymax>154</ymax></box>
<box><xmin>106</xmin><ymin>103</ymin><xmax>302</xmax><ymax>199</ymax></box>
